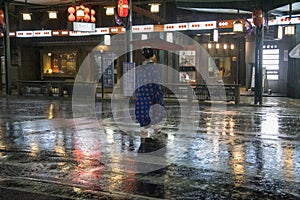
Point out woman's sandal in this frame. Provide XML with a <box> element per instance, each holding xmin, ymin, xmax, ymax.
<box><xmin>140</xmin><ymin>128</ymin><xmax>148</xmax><ymax>138</ymax></box>
<box><xmin>154</xmin><ymin>128</ymin><xmax>161</xmax><ymax>134</ymax></box>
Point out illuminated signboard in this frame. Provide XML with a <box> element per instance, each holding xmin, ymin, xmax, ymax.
<box><xmin>73</xmin><ymin>22</ymin><xmax>95</xmax><ymax>32</ymax></box>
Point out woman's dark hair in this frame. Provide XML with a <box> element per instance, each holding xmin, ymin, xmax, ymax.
<box><xmin>142</xmin><ymin>47</ymin><xmax>154</xmax><ymax>59</ymax></box>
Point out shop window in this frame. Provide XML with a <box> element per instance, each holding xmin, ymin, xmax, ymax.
<box><xmin>179</xmin><ymin>50</ymin><xmax>196</xmax><ymax>83</ymax></box>
<box><xmin>179</xmin><ymin>50</ymin><xmax>195</xmax><ymax>67</ymax></box>
<box><xmin>208</xmin><ymin>57</ymin><xmax>231</xmax><ymax>77</ymax></box>
<box><xmin>42</xmin><ymin>51</ymin><xmax>77</xmax><ymax>78</ymax></box>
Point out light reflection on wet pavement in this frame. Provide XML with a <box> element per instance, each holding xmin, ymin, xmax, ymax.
<box><xmin>0</xmin><ymin>96</ymin><xmax>300</xmax><ymax>199</ymax></box>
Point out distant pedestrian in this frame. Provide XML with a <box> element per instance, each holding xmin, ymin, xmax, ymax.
<box><xmin>135</xmin><ymin>48</ymin><xmax>166</xmax><ymax>136</ymax></box>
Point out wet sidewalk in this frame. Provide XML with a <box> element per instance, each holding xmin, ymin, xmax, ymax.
<box><xmin>0</xmin><ymin>95</ymin><xmax>300</xmax><ymax>199</ymax></box>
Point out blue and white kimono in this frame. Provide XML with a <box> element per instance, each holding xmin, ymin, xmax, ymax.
<box><xmin>135</xmin><ymin>62</ymin><xmax>165</xmax><ymax>128</ymax></box>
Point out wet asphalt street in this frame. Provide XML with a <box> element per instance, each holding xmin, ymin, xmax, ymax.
<box><xmin>0</xmin><ymin>95</ymin><xmax>300</xmax><ymax>199</ymax></box>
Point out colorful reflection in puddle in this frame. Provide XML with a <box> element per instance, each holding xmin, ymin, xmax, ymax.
<box><xmin>0</xmin><ymin>98</ymin><xmax>300</xmax><ymax>199</ymax></box>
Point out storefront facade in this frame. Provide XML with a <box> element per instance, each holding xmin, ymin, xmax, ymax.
<box><xmin>1</xmin><ymin>1</ymin><xmax>300</xmax><ymax>98</ymax></box>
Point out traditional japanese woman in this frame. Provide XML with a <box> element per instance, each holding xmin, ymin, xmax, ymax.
<box><xmin>135</xmin><ymin>48</ymin><xmax>166</xmax><ymax>136</ymax></box>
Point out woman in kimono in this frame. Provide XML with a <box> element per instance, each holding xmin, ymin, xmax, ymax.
<box><xmin>135</xmin><ymin>48</ymin><xmax>165</xmax><ymax>135</ymax></box>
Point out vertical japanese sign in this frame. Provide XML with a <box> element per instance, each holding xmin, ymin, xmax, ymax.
<box><xmin>122</xmin><ymin>62</ymin><xmax>135</xmax><ymax>96</ymax></box>
<box><xmin>94</xmin><ymin>52</ymin><xmax>114</xmax><ymax>88</ymax></box>
<box><xmin>102</xmin><ymin>53</ymin><xmax>114</xmax><ymax>88</ymax></box>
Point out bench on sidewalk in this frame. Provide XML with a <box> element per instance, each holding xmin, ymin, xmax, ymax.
<box><xmin>163</xmin><ymin>83</ymin><xmax>240</xmax><ymax>104</ymax></box>
<box><xmin>17</xmin><ymin>81</ymin><xmax>51</xmax><ymax>96</ymax></box>
<box><xmin>17</xmin><ymin>80</ymin><xmax>97</xmax><ymax>98</ymax></box>
<box><xmin>17</xmin><ymin>80</ymin><xmax>89</xmax><ymax>97</ymax></box>
<box><xmin>192</xmin><ymin>84</ymin><xmax>240</xmax><ymax>104</ymax></box>
<box><xmin>163</xmin><ymin>84</ymin><xmax>191</xmax><ymax>99</ymax></box>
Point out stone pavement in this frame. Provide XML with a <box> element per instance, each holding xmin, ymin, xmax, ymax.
<box><xmin>0</xmin><ymin>95</ymin><xmax>299</xmax><ymax>199</ymax></box>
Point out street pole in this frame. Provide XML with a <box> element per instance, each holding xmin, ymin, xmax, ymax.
<box><xmin>254</xmin><ymin>25</ymin><xmax>263</xmax><ymax>105</ymax></box>
<box><xmin>127</xmin><ymin>0</ymin><xmax>133</xmax><ymax>63</ymax></box>
<box><xmin>4</xmin><ymin>1</ymin><xmax>11</xmax><ymax>95</ymax></box>
<box><xmin>0</xmin><ymin>41</ymin><xmax>2</xmax><ymax>91</ymax></box>
<box><xmin>236</xmin><ymin>39</ymin><xmax>240</xmax><ymax>84</ymax></box>
<box><xmin>100</xmin><ymin>50</ymin><xmax>104</xmax><ymax>99</ymax></box>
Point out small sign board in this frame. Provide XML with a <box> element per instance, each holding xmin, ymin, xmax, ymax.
<box><xmin>102</xmin><ymin>54</ymin><xmax>114</xmax><ymax>88</ymax></box>
<box><xmin>73</xmin><ymin>22</ymin><xmax>95</xmax><ymax>32</ymax></box>
<box><xmin>94</xmin><ymin>53</ymin><xmax>115</xmax><ymax>88</ymax></box>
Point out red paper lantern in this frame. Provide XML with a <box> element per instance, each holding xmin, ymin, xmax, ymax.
<box><xmin>118</xmin><ymin>0</ymin><xmax>129</xmax><ymax>17</ymax></box>
<box><xmin>0</xmin><ymin>10</ymin><xmax>4</xmax><ymax>25</ymax></box>
<box><xmin>68</xmin><ymin>6</ymin><xmax>75</xmax><ymax>22</ymax></box>
<box><xmin>76</xmin><ymin>5</ymin><xmax>85</xmax><ymax>21</ymax></box>
<box><xmin>84</xmin><ymin>14</ymin><xmax>90</xmax><ymax>22</ymax></box>
<box><xmin>68</xmin><ymin>6</ymin><xmax>75</xmax><ymax>14</ymax></box>
<box><xmin>91</xmin><ymin>9</ymin><xmax>96</xmax><ymax>23</ymax></box>
<box><xmin>252</xmin><ymin>9</ymin><xmax>263</xmax><ymax>27</ymax></box>
<box><xmin>68</xmin><ymin>13</ymin><xmax>75</xmax><ymax>22</ymax></box>
<box><xmin>91</xmin><ymin>16</ymin><xmax>96</xmax><ymax>23</ymax></box>
<box><xmin>68</xmin><ymin>4</ymin><xmax>95</xmax><ymax>23</ymax></box>
<box><xmin>84</xmin><ymin>7</ymin><xmax>90</xmax><ymax>14</ymax></box>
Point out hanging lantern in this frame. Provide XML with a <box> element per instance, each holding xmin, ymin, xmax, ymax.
<box><xmin>84</xmin><ymin>7</ymin><xmax>90</xmax><ymax>14</ymax></box>
<box><xmin>84</xmin><ymin>7</ymin><xmax>90</xmax><ymax>22</ymax></box>
<box><xmin>68</xmin><ymin>6</ymin><xmax>75</xmax><ymax>14</ymax></box>
<box><xmin>84</xmin><ymin>13</ymin><xmax>90</xmax><ymax>22</ymax></box>
<box><xmin>91</xmin><ymin>9</ymin><xmax>96</xmax><ymax>23</ymax></box>
<box><xmin>105</xmin><ymin>7</ymin><xmax>115</xmax><ymax>16</ymax></box>
<box><xmin>0</xmin><ymin>10</ymin><xmax>4</xmax><ymax>25</ymax></box>
<box><xmin>150</xmin><ymin>3</ymin><xmax>160</xmax><ymax>13</ymax></box>
<box><xmin>68</xmin><ymin>6</ymin><xmax>75</xmax><ymax>22</ymax></box>
<box><xmin>91</xmin><ymin>16</ymin><xmax>96</xmax><ymax>23</ymax></box>
<box><xmin>252</xmin><ymin>9</ymin><xmax>263</xmax><ymax>27</ymax></box>
<box><xmin>91</xmin><ymin>9</ymin><xmax>96</xmax><ymax>15</ymax></box>
<box><xmin>68</xmin><ymin>4</ymin><xmax>95</xmax><ymax>23</ymax></box>
<box><xmin>118</xmin><ymin>0</ymin><xmax>129</xmax><ymax>18</ymax></box>
<box><xmin>76</xmin><ymin>5</ymin><xmax>85</xmax><ymax>21</ymax></box>
<box><xmin>233</xmin><ymin>20</ymin><xmax>243</xmax><ymax>32</ymax></box>
<box><xmin>68</xmin><ymin>13</ymin><xmax>75</xmax><ymax>22</ymax></box>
